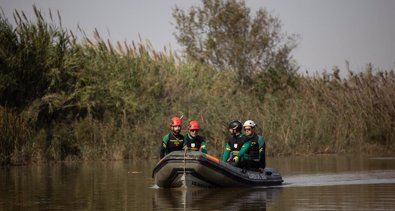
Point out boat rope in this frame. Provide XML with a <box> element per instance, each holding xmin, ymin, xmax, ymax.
<box><xmin>182</xmin><ymin>145</ymin><xmax>188</xmax><ymax>187</ymax></box>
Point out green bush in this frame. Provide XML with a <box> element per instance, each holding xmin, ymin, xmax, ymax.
<box><xmin>0</xmin><ymin>8</ymin><xmax>394</xmax><ymax>164</ymax></box>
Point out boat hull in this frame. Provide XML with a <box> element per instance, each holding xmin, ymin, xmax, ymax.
<box><xmin>152</xmin><ymin>151</ymin><xmax>283</xmax><ymax>188</ymax></box>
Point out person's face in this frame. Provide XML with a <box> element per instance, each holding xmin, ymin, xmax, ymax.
<box><xmin>171</xmin><ymin>125</ymin><xmax>181</xmax><ymax>134</ymax></box>
<box><xmin>229</xmin><ymin>128</ymin><xmax>237</xmax><ymax>136</ymax></box>
<box><xmin>189</xmin><ymin>129</ymin><xmax>199</xmax><ymax>137</ymax></box>
<box><xmin>244</xmin><ymin>127</ymin><xmax>254</xmax><ymax>137</ymax></box>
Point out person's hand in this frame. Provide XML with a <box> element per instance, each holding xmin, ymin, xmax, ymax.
<box><xmin>232</xmin><ymin>156</ymin><xmax>239</xmax><ymax>164</ymax></box>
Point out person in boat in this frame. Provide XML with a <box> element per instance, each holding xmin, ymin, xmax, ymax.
<box><xmin>183</xmin><ymin>120</ymin><xmax>207</xmax><ymax>153</ymax></box>
<box><xmin>222</xmin><ymin>120</ymin><xmax>251</xmax><ymax>167</ymax></box>
<box><xmin>160</xmin><ymin>117</ymin><xmax>185</xmax><ymax>159</ymax></box>
<box><xmin>243</xmin><ymin>120</ymin><xmax>266</xmax><ymax>171</ymax></box>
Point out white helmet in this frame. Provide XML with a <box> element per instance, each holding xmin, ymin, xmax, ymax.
<box><xmin>243</xmin><ymin>120</ymin><xmax>256</xmax><ymax>128</ymax></box>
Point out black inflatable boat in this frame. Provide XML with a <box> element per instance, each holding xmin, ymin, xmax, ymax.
<box><xmin>152</xmin><ymin>151</ymin><xmax>283</xmax><ymax>188</ymax></box>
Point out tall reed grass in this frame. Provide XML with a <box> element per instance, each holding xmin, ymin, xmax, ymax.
<box><xmin>0</xmin><ymin>8</ymin><xmax>394</xmax><ymax>164</ymax></box>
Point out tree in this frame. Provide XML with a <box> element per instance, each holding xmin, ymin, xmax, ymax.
<box><xmin>173</xmin><ymin>0</ymin><xmax>298</xmax><ymax>85</ymax></box>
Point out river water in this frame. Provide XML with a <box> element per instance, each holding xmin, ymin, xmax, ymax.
<box><xmin>1</xmin><ymin>154</ymin><xmax>394</xmax><ymax>210</ymax></box>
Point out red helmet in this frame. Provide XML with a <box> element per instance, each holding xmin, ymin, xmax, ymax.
<box><xmin>170</xmin><ymin>117</ymin><xmax>182</xmax><ymax>127</ymax></box>
<box><xmin>188</xmin><ymin>120</ymin><xmax>200</xmax><ymax>130</ymax></box>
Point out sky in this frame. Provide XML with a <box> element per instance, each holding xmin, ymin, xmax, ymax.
<box><xmin>1</xmin><ymin>0</ymin><xmax>395</xmax><ymax>75</ymax></box>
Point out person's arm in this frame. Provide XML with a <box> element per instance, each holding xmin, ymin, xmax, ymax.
<box><xmin>180</xmin><ymin>134</ymin><xmax>185</xmax><ymax>149</ymax></box>
<box><xmin>237</xmin><ymin>140</ymin><xmax>251</xmax><ymax>158</ymax></box>
<box><xmin>200</xmin><ymin>140</ymin><xmax>207</xmax><ymax>153</ymax></box>
<box><xmin>182</xmin><ymin>135</ymin><xmax>188</xmax><ymax>149</ymax></box>
<box><xmin>222</xmin><ymin>143</ymin><xmax>231</xmax><ymax>162</ymax></box>
<box><xmin>259</xmin><ymin>136</ymin><xmax>266</xmax><ymax>168</ymax></box>
<box><xmin>160</xmin><ymin>134</ymin><xmax>169</xmax><ymax>159</ymax></box>
<box><xmin>258</xmin><ymin>135</ymin><xmax>265</xmax><ymax>147</ymax></box>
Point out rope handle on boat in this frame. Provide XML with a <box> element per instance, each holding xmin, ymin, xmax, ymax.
<box><xmin>183</xmin><ymin>145</ymin><xmax>188</xmax><ymax>176</ymax></box>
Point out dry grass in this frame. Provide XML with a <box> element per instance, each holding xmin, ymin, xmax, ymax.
<box><xmin>1</xmin><ymin>8</ymin><xmax>394</xmax><ymax>164</ymax></box>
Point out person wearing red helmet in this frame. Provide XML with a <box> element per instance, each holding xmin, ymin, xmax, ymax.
<box><xmin>160</xmin><ymin>117</ymin><xmax>185</xmax><ymax>159</ymax></box>
<box><xmin>183</xmin><ymin>120</ymin><xmax>207</xmax><ymax>153</ymax></box>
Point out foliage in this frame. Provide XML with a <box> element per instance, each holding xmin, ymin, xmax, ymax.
<box><xmin>0</xmin><ymin>106</ymin><xmax>31</xmax><ymax>164</ymax></box>
<box><xmin>0</xmin><ymin>7</ymin><xmax>394</xmax><ymax>165</ymax></box>
<box><xmin>0</xmin><ymin>6</ymin><xmax>78</xmax><ymax>110</ymax></box>
<box><xmin>172</xmin><ymin>0</ymin><xmax>298</xmax><ymax>85</ymax></box>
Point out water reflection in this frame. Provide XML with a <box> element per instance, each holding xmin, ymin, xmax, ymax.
<box><xmin>271</xmin><ymin>154</ymin><xmax>395</xmax><ymax>176</ymax></box>
<box><xmin>1</xmin><ymin>155</ymin><xmax>394</xmax><ymax>210</ymax></box>
<box><xmin>152</xmin><ymin>187</ymin><xmax>282</xmax><ymax>210</ymax></box>
<box><xmin>284</xmin><ymin>170</ymin><xmax>395</xmax><ymax>187</ymax></box>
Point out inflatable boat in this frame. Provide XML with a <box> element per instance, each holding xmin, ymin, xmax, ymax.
<box><xmin>152</xmin><ymin>151</ymin><xmax>283</xmax><ymax>188</ymax></box>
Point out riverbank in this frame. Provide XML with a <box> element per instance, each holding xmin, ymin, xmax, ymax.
<box><xmin>1</xmin><ymin>9</ymin><xmax>394</xmax><ymax>165</ymax></box>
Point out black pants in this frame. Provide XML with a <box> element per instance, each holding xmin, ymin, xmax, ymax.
<box><xmin>232</xmin><ymin>157</ymin><xmax>265</xmax><ymax>170</ymax></box>
<box><xmin>246</xmin><ymin>159</ymin><xmax>265</xmax><ymax>170</ymax></box>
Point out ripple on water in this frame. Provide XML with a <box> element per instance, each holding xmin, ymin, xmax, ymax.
<box><xmin>369</xmin><ymin>157</ymin><xmax>395</xmax><ymax>160</ymax></box>
<box><xmin>283</xmin><ymin>170</ymin><xmax>395</xmax><ymax>187</ymax></box>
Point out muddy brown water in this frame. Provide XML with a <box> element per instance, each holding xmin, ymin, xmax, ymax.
<box><xmin>1</xmin><ymin>154</ymin><xmax>394</xmax><ymax>210</ymax></box>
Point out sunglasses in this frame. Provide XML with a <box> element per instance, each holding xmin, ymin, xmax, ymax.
<box><xmin>244</xmin><ymin>128</ymin><xmax>253</xmax><ymax>131</ymax></box>
<box><xmin>190</xmin><ymin>129</ymin><xmax>199</xmax><ymax>132</ymax></box>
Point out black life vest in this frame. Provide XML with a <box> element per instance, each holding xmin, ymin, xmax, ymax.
<box><xmin>228</xmin><ymin>135</ymin><xmax>246</xmax><ymax>156</ymax></box>
<box><xmin>166</xmin><ymin>133</ymin><xmax>184</xmax><ymax>153</ymax></box>
<box><xmin>185</xmin><ymin>135</ymin><xmax>204</xmax><ymax>151</ymax></box>
<box><xmin>247</xmin><ymin>134</ymin><xmax>260</xmax><ymax>160</ymax></box>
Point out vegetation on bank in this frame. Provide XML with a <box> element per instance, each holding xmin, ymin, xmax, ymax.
<box><xmin>1</xmin><ymin>7</ymin><xmax>394</xmax><ymax>165</ymax></box>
